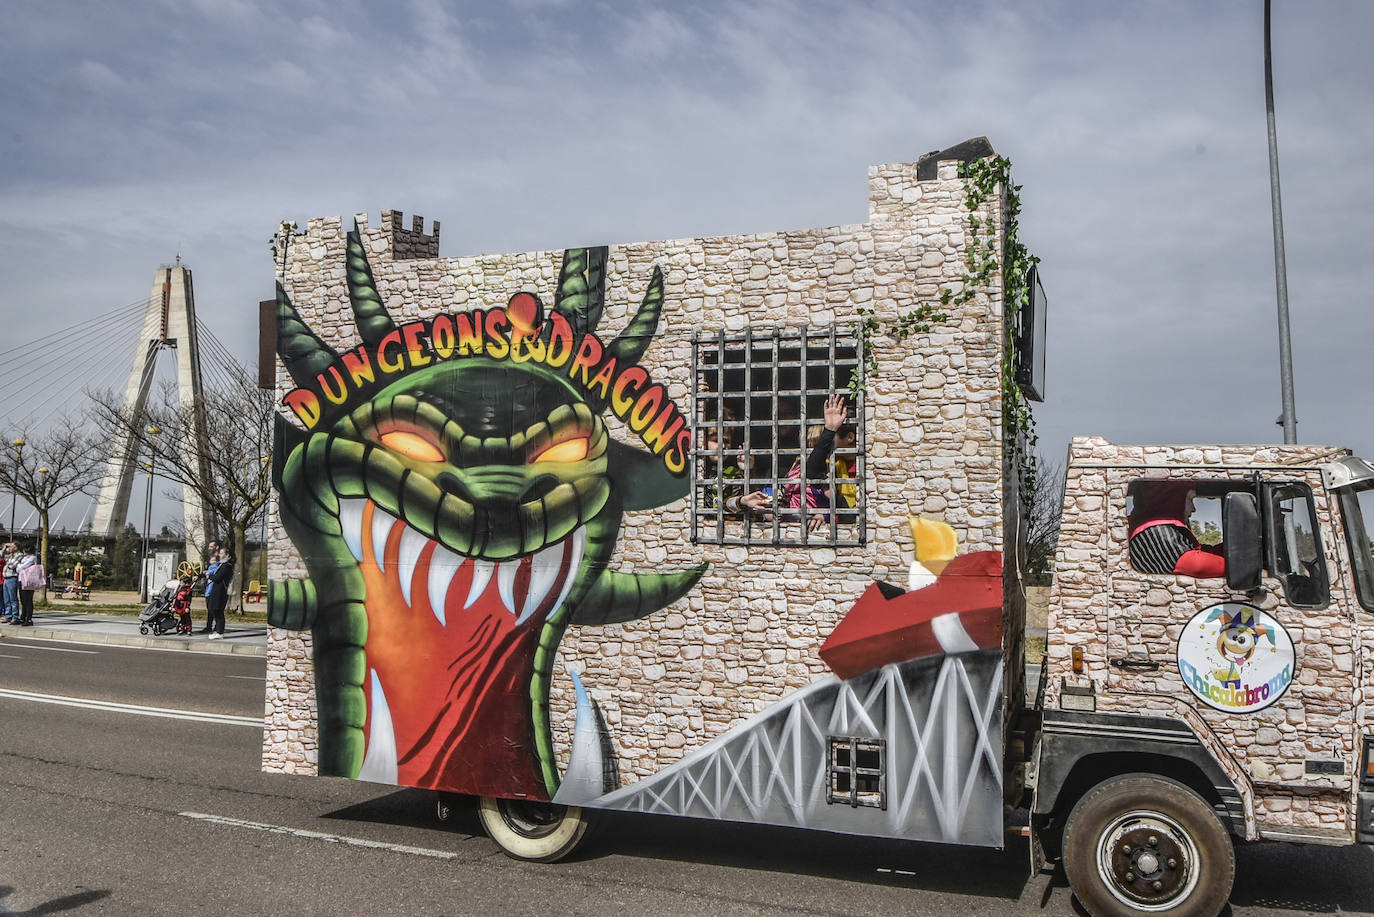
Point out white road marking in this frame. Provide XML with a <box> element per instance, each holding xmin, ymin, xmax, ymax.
<box><xmin>225</xmin><ymin>675</ymin><xmax>263</xmax><ymax>680</ymax></box>
<box><xmin>2</xmin><ymin>642</ymin><xmax>98</xmax><ymax>654</ymax></box>
<box><xmin>0</xmin><ymin>653</ymin><xmax>21</xmax><ymax>659</ymax></box>
<box><xmin>178</xmin><ymin>812</ymin><xmax>458</xmax><ymax>860</ymax></box>
<box><xmin>6</xmin><ymin>634</ymin><xmax>263</xmax><ymax>658</ymax></box>
<box><xmin>0</xmin><ymin>688</ymin><xmax>262</xmax><ymax>727</ymax></box>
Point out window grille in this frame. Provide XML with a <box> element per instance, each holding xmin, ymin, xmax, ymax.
<box><xmin>826</xmin><ymin>736</ymin><xmax>886</xmax><ymax>809</ymax></box>
<box><xmin>691</xmin><ymin>326</ymin><xmax>864</xmax><ymax>547</ymax></box>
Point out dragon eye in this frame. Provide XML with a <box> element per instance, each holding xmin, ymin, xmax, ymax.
<box><xmin>532</xmin><ymin>437</ymin><xmax>589</xmax><ymax>464</ymax></box>
<box><xmin>380</xmin><ymin>430</ymin><xmax>444</xmax><ymax>462</ymax></box>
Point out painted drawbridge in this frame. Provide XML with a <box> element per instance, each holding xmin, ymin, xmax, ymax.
<box><xmin>555</xmin><ymin>648</ymin><xmax>1005</xmax><ymax>847</ymax></box>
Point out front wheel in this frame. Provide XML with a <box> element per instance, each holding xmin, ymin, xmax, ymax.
<box><xmin>1063</xmin><ymin>774</ymin><xmax>1234</xmax><ymax>917</ymax></box>
<box><xmin>476</xmin><ymin>796</ymin><xmax>590</xmax><ymax>863</ymax></box>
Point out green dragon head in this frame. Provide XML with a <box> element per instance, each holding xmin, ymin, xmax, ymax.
<box><xmin>271</xmin><ymin>231</ymin><xmax>706</xmax><ymax>798</ymax></box>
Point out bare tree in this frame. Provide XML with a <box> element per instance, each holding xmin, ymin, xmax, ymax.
<box><xmin>0</xmin><ymin>422</ymin><xmax>105</xmax><ymax>601</ymax></box>
<box><xmin>1026</xmin><ymin>453</ymin><xmax>1065</xmax><ymax>585</ymax></box>
<box><xmin>90</xmin><ymin>364</ymin><xmax>272</xmax><ymax>612</ymax></box>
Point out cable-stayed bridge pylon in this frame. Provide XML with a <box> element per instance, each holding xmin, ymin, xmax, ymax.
<box><xmin>90</xmin><ymin>261</ymin><xmax>211</xmax><ymax>555</ymax></box>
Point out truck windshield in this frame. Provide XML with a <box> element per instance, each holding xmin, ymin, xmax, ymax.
<box><xmin>1339</xmin><ymin>482</ymin><xmax>1374</xmax><ymax>611</ymax></box>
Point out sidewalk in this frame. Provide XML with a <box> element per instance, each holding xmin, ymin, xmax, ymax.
<box><xmin>0</xmin><ymin>608</ymin><xmax>268</xmax><ymax>656</ymax></box>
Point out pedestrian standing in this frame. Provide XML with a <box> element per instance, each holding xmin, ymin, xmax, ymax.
<box><xmin>197</xmin><ymin>541</ymin><xmax>219</xmax><ymax>633</ymax></box>
<box><xmin>2</xmin><ymin>543</ymin><xmax>20</xmax><ymax>623</ymax></box>
<box><xmin>204</xmin><ymin>547</ymin><xmax>234</xmax><ymax>639</ymax></box>
<box><xmin>16</xmin><ymin>547</ymin><xmax>44</xmax><ymax>627</ymax></box>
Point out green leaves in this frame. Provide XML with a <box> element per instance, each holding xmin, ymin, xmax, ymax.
<box><xmin>959</xmin><ymin>156</ymin><xmax>1041</xmax><ymax>508</ymax></box>
<box><xmin>853</xmin><ymin>153</ymin><xmax>1041</xmax><ymax>508</ymax></box>
<box><xmin>270</xmin><ymin>220</ymin><xmax>303</xmax><ymax>272</ymax></box>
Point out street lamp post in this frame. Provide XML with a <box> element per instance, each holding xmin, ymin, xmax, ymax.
<box><xmin>139</xmin><ymin>426</ymin><xmax>161</xmax><ymax>603</ymax></box>
<box><xmin>1264</xmin><ymin>0</ymin><xmax>1297</xmax><ymax>443</ymax></box>
<box><xmin>140</xmin><ymin>462</ymin><xmax>154</xmax><ymax>602</ymax></box>
<box><xmin>36</xmin><ymin>466</ymin><xmax>48</xmax><ymax>602</ymax></box>
<box><xmin>9</xmin><ymin>438</ymin><xmax>24</xmax><ymax>536</ymax></box>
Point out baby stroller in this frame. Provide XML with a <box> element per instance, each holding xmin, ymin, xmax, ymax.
<box><xmin>139</xmin><ymin>580</ymin><xmax>182</xmax><ymax>635</ymax></box>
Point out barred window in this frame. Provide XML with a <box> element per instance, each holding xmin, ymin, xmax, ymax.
<box><xmin>827</xmin><ymin>736</ymin><xmax>886</xmax><ymax>809</ymax></box>
<box><xmin>691</xmin><ymin>326</ymin><xmax>864</xmax><ymax>547</ymax></box>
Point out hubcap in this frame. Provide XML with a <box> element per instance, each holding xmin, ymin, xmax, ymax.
<box><xmin>1097</xmin><ymin>811</ymin><xmax>1199</xmax><ymax>911</ymax></box>
<box><xmin>498</xmin><ymin>799</ymin><xmax>567</xmax><ymax>839</ymax></box>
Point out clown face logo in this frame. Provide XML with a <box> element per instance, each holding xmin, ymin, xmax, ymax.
<box><xmin>1176</xmin><ymin>603</ymin><xmax>1295</xmax><ymax>713</ymax></box>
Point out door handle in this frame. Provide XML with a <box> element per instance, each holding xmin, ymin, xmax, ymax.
<box><xmin>1109</xmin><ymin>656</ymin><xmax>1161</xmax><ymax>671</ymax></box>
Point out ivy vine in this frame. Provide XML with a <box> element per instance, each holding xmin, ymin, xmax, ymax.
<box><xmin>849</xmin><ymin>154</ymin><xmax>1040</xmax><ymax>503</ymax></box>
<box><xmin>269</xmin><ymin>220</ymin><xmax>304</xmax><ymax>274</ymax></box>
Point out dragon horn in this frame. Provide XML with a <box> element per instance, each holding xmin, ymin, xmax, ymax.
<box><xmin>346</xmin><ymin>223</ymin><xmax>396</xmax><ymax>347</ymax></box>
<box><xmin>553</xmin><ymin>246</ymin><xmax>608</xmax><ymax>335</ymax></box>
<box><xmin>276</xmin><ymin>281</ymin><xmax>339</xmax><ymax>388</ymax></box>
<box><xmin>603</xmin><ymin>265</ymin><xmax>664</xmax><ymax>367</ymax></box>
<box><xmin>569</xmin><ymin>562</ymin><xmax>709</xmax><ymax>627</ymax></box>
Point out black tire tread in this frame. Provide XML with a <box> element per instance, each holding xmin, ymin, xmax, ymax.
<box><xmin>1063</xmin><ymin>774</ymin><xmax>1234</xmax><ymax>917</ymax></box>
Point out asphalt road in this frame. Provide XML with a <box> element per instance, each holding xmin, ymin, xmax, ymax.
<box><xmin>2</xmin><ymin>634</ymin><xmax>1372</xmax><ymax>916</ymax></box>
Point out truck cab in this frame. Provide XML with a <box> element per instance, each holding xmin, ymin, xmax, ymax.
<box><xmin>1034</xmin><ymin>437</ymin><xmax>1374</xmax><ymax>916</ymax></box>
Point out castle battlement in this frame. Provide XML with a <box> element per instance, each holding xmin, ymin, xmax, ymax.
<box><xmin>349</xmin><ymin>210</ymin><xmax>441</xmax><ymax>261</ymax></box>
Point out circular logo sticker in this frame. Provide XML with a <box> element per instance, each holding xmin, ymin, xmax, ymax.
<box><xmin>1176</xmin><ymin>603</ymin><xmax>1295</xmax><ymax>714</ymax></box>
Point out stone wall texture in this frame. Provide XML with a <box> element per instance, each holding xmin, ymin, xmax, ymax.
<box><xmin>1046</xmin><ymin>436</ymin><xmax>1368</xmax><ymax>840</ymax></box>
<box><xmin>262</xmin><ymin>158</ymin><xmax>1014</xmax><ymax>784</ymax></box>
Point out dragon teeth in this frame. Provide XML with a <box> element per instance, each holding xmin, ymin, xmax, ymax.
<box><xmin>370</xmin><ymin>505</ymin><xmax>396</xmax><ymax>572</ymax></box>
<box><xmin>395</xmin><ymin>526</ymin><xmax>429</xmax><ymax>608</ymax></box>
<box><xmin>517</xmin><ymin>534</ymin><xmax>581</xmax><ymax>625</ymax></box>
<box><xmin>335</xmin><ymin>498</ymin><xmax>584</xmax><ymax>628</ymax></box>
<box><xmin>338</xmin><ymin>499</ymin><xmax>366</xmax><ymax>562</ymax></box>
<box><xmin>357</xmin><ymin>669</ymin><xmax>398</xmax><ymax>785</ymax></box>
<box><xmin>465</xmin><ymin>560</ymin><xmax>495</xmax><ymax>609</ymax></box>
<box><xmin>497</xmin><ymin>561</ymin><xmax>519</xmax><ymax>617</ymax></box>
<box><xmin>426</xmin><ymin>543</ymin><xmax>463</xmax><ymax>627</ymax></box>
<box><xmin>518</xmin><ymin>542</ymin><xmax>562</xmax><ymax>625</ymax></box>
<box><xmin>553</xmin><ymin>528</ymin><xmax>585</xmax><ymax>618</ymax></box>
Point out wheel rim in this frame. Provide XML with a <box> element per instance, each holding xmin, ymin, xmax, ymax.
<box><xmin>496</xmin><ymin>799</ymin><xmax>568</xmax><ymax>840</ymax></box>
<box><xmin>1095</xmin><ymin>809</ymin><xmax>1200</xmax><ymax>911</ymax></box>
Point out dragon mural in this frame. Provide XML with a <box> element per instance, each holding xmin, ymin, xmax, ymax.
<box><xmin>269</xmin><ymin>230</ymin><xmax>706</xmax><ymax>800</ymax></box>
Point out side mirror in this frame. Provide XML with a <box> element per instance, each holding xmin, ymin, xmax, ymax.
<box><xmin>1223</xmin><ymin>492</ymin><xmax>1263</xmax><ymax>591</ymax></box>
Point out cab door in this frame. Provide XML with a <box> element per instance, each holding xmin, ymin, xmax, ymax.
<box><xmin>1103</xmin><ymin>470</ymin><xmax>1355</xmax><ymax>806</ymax></box>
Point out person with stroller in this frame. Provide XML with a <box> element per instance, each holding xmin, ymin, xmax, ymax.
<box><xmin>139</xmin><ymin>577</ymin><xmax>186</xmax><ymax>635</ymax></box>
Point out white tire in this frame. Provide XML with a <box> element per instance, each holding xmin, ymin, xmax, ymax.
<box><xmin>477</xmin><ymin>796</ymin><xmax>590</xmax><ymax>863</ymax></box>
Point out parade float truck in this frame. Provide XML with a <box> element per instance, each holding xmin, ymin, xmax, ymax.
<box><xmin>262</xmin><ymin>139</ymin><xmax>1374</xmax><ymax>917</ymax></box>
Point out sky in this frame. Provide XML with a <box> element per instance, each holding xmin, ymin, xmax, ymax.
<box><xmin>2</xmin><ymin>0</ymin><xmax>1372</xmax><ymax>530</ymax></box>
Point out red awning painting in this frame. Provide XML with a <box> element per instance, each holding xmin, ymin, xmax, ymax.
<box><xmin>819</xmin><ymin>551</ymin><xmax>1003</xmax><ymax>680</ymax></box>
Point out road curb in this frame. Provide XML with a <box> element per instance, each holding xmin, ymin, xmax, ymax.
<box><xmin>0</xmin><ymin>626</ymin><xmax>267</xmax><ymax>657</ymax></box>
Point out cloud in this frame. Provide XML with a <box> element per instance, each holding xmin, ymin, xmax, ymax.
<box><xmin>0</xmin><ymin>0</ymin><xmax>1371</xmax><ymax>467</ymax></box>
<box><xmin>74</xmin><ymin>59</ymin><xmax>127</xmax><ymax>94</ymax></box>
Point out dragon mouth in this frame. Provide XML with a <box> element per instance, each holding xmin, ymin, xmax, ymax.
<box><xmin>336</xmin><ymin>498</ymin><xmax>585</xmax><ymax>627</ymax></box>
<box><xmin>340</xmin><ymin>496</ymin><xmax>585</xmax><ymax>793</ymax></box>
